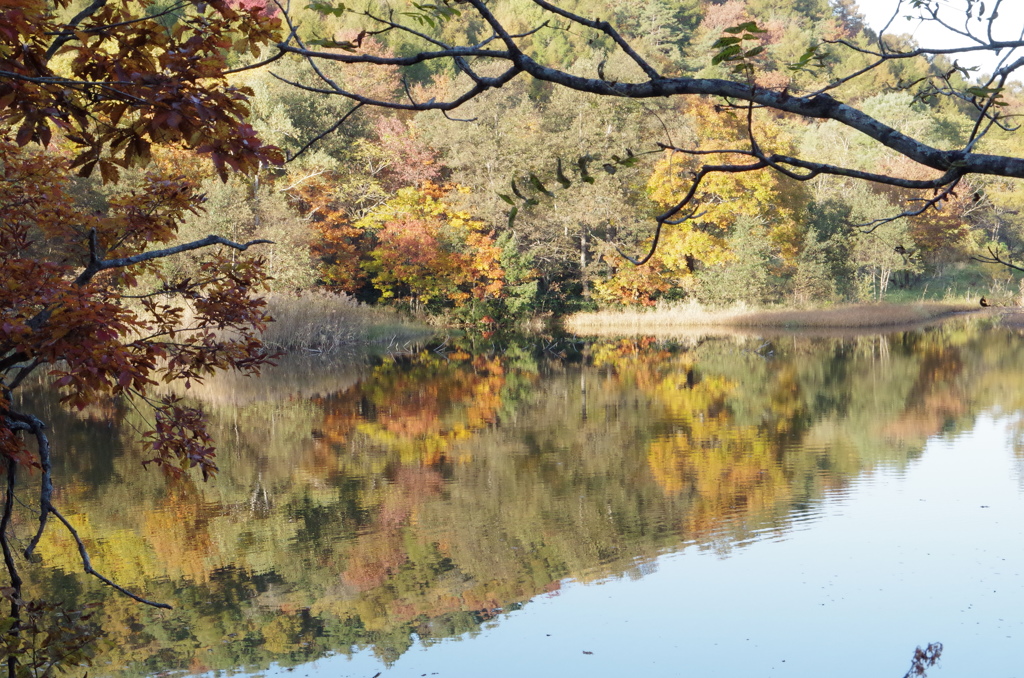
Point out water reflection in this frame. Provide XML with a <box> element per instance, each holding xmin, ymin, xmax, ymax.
<box><xmin>13</xmin><ymin>321</ymin><xmax>1024</xmax><ymax>675</ymax></box>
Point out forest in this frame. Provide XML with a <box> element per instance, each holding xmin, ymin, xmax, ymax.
<box><xmin>168</xmin><ymin>0</ymin><xmax>1024</xmax><ymax>317</ymax></box>
<box><xmin>12</xmin><ymin>0</ymin><xmax>1024</xmax><ymax>326</ymax></box>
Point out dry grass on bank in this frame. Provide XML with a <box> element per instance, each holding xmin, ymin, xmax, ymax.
<box><xmin>142</xmin><ymin>292</ymin><xmax>431</xmax><ymax>403</ymax></box>
<box><xmin>165</xmin><ymin>353</ymin><xmax>370</xmax><ymax>405</ymax></box>
<box><xmin>262</xmin><ymin>291</ymin><xmax>433</xmax><ymax>352</ymax></box>
<box><xmin>564</xmin><ymin>301</ymin><xmax>982</xmax><ymax>336</ymax></box>
<box><xmin>726</xmin><ymin>302</ymin><xmax>978</xmax><ymax>328</ymax></box>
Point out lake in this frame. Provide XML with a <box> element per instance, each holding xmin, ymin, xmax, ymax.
<box><xmin>13</xmin><ymin>320</ymin><xmax>1024</xmax><ymax>677</ymax></box>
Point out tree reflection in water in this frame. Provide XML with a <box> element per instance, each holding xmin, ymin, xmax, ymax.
<box><xmin>11</xmin><ymin>321</ymin><xmax>1024</xmax><ymax>675</ymax></box>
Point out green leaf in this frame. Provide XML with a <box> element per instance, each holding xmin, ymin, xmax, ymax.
<box><xmin>402</xmin><ymin>11</ymin><xmax>436</xmax><ymax>28</ymax></box>
<box><xmin>306</xmin><ymin>1</ymin><xmax>346</xmax><ymax>16</ymax></box>
<box><xmin>711</xmin><ymin>36</ymin><xmax>742</xmax><ymax>48</ymax></box>
<box><xmin>610</xmin><ymin>153</ymin><xmax>638</xmax><ymax>167</ymax></box>
<box><xmin>507</xmin><ymin>206</ymin><xmax>518</xmax><ymax>227</ymax></box>
<box><xmin>529</xmin><ymin>173</ymin><xmax>554</xmax><ymax>197</ymax></box>
<box><xmin>556</xmin><ymin>158</ymin><xmax>572</xmax><ymax>188</ymax></box>
<box><xmin>412</xmin><ymin>2</ymin><xmax>460</xmax><ymax>19</ymax></box>
<box><xmin>305</xmin><ymin>38</ymin><xmax>357</xmax><ymax>50</ymax></box>
<box><xmin>712</xmin><ymin>44</ymin><xmax>742</xmax><ymax>65</ymax></box>
<box><xmin>511</xmin><ymin>179</ymin><xmax>528</xmax><ymax>201</ymax></box>
<box><xmin>498</xmin><ymin>193</ymin><xmax>515</xmax><ymax>205</ymax></box>
<box><xmin>966</xmin><ymin>85</ymin><xmax>1002</xmax><ymax>97</ymax></box>
<box><xmin>577</xmin><ymin>156</ymin><xmax>595</xmax><ymax>183</ymax></box>
<box><xmin>790</xmin><ymin>43</ymin><xmax>823</xmax><ymax>70</ymax></box>
<box><xmin>401</xmin><ymin>2</ymin><xmax>460</xmax><ymax>28</ymax></box>
<box><xmin>744</xmin><ymin>46</ymin><xmax>765</xmax><ymax>58</ymax></box>
<box><xmin>723</xmin><ymin>21</ymin><xmax>766</xmax><ymax>34</ymax></box>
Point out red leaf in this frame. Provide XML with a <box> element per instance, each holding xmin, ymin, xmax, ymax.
<box><xmin>15</xmin><ymin>118</ymin><xmax>33</xmax><ymax>146</ymax></box>
<box><xmin>77</xmin><ymin>160</ymin><xmax>98</xmax><ymax>177</ymax></box>
<box><xmin>37</xmin><ymin>121</ymin><xmax>51</xmax><ymax>147</ymax></box>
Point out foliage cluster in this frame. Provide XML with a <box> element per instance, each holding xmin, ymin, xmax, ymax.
<box><xmin>4</xmin><ymin>0</ymin><xmax>1021</xmax><ymax>352</ymax></box>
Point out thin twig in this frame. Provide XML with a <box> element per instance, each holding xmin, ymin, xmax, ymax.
<box><xmin>288</xmin><ymin>103</ymin><xmax>364</xmax><ymax>163</ymax></box>
<box><xmin>48</xmin><ymin>506</ymin><xmax>172</xmax><ymax>609</ymax></box>
<box><xmin>5</xmin><ymin>411</ymin><xmax>170</xmax><ymax>608</ymax></box>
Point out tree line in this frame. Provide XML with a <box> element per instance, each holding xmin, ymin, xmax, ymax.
<box><xmin>149</xmin><ymin>0</ymin><xmax>1024</xmax><ymax>318</ymax></box>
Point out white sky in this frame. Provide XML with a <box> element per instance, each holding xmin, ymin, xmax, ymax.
<box><xmin>853</xmin><ymin>0</ymin><xmax>1024</xmax><ymax>76</ymax></box>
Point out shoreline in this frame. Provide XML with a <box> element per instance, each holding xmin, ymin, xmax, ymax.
<box><xmin>563</xmin><ymin>302</ymin><xmax>1018</xmax><ymax>338</ymax></box>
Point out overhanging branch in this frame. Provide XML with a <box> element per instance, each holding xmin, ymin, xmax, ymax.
<box><xmin>75</xmin><ymin>232</ymin><xmax>273</xmax><ymax>287</ymax></box>
<box><xmin>282</xmin><ymin>0</ymin><xmax>1024</xmax><ymax>182</ymax></box>
<box><xmin>6</xmin><ymin>410</ymin><xmax>171</xmax><ymax>610</ymax></box>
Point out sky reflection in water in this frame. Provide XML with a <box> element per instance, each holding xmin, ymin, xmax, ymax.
<box><xmin>245</xmin><ymin>416</ymin><xmax>1024</xmax><ymax>678</ymax></box>
<box><xmin>20</xmin><ymin>327</ymin><xmax>1024</xmax><ymax>677</ymax></box>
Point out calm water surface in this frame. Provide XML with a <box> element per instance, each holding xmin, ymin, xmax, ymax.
<box><xmin>16</xmin><ymin>323</ymin><xmax>1024</xmax><ymax>677</ymax></box>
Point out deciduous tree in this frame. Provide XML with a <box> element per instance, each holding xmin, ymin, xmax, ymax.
<box><xmin>1</xmin><ymin>1</ymin><xmax>283</xmax><ymax>673</ymax></box>
<box><xmin>356</xmin><ymin>183</ymin><xmax>504</xmax><ymax>311</ymax></box>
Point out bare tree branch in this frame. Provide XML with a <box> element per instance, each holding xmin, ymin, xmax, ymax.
<box><xmin>287</xmin><ymin>102</ymin><xmax>364</xmax><ymax>163</ymax></box>
<box><xmin>44</xmin><ymin>0</ymin><xmax>110</xmax><ymax>60</ymax></box>
<box><xmin>11</xmin><ymin>413</ymin><xmax>54</xmax><ymax>561</ymax></box>
<box><xmin>973</xmin><ymin>244</ymin><xmax>1024</xmax><ymax>273</ymax></box>
<box><xmin>528</xmin><ymin>0</ymin><xmax>661</xmax><ymax>80</ymax></box>
<box><xmin>50</xmin><ymin>505</ymin><xmax>172</xmax><ymax>608</ymax></box>
<box><xmin>279</xmin><ymin>0</ymin><xmax>1024</xmax><ymax>185</ymax></box>
<box><xmin>1</xmin><ymin>456</ymin><xmax>22</xmax><ymax>678</ymax></box>
<box><xmin>1</xmin><ymin>458</ymin><xmax>22</xmax><ymax>594</ymax></box>
<box><xmin>75</xmin><ymin>231</ymin><xmax>273</xmax><ymax>287</ymax></box>
<box><xmin>6</xmin><ymin>410</ymin><xmax>171</xmax><ymax>609</ymax></box>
